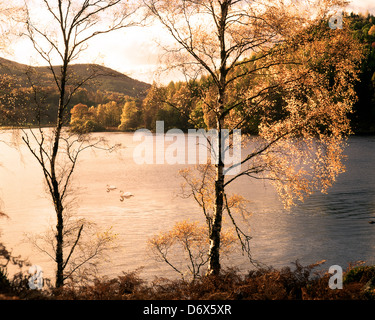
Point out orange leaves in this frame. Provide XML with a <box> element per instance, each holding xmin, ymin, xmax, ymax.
<box><xmin>172</xmin><ymin>220</ymin><xmax>206</xmax><ymax>241</ymax></box>
<box><xmin>238</xmin><ymin>20</ymin><xmax>364</xmax><ymax>209</ymax></box>
<box><xmin>148</xmin><ymin>219</ymin><xmax>236</xmax><ymax>279</ymax></box>
<box><xmin>70</xmin><ymin>103</ymin><xmax>90</xmax><ymax>123</ymax></box>
<box><xmin>147</xmin><ymin>219</ymin><xmax>208</xmax><ymax>278</ymax></box>
<box><xmin>148</xmin><ymin>220</ymin><xmax>207</xmax><ymax>251</ymax></box>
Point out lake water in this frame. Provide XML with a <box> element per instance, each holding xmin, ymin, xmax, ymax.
<box><xmin>1</xmin><ymin>131</ymin><xmax>375</xmax><ymax>281</ymax></box>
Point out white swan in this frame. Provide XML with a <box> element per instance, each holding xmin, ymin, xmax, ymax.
<box><xmin>120</xmin><ymin>190</ymin><xmax>134</xmax><ymax>201</ymax></box>
<box><xmin>106</xmin><ymin>184</ymin><xmax>117</xmax><ymax>192</ymax></box>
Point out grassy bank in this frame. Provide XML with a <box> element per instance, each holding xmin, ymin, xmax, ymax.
<box><xmin>1</xmin><ymin>262</ymin><xmax>375</xmax><ymax>300</ymax></box>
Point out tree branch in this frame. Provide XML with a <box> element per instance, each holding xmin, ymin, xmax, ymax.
<box><xmin>63</xmin><ymin>224</ymin><xmax>84</xmax><ymax>270</ymax></box>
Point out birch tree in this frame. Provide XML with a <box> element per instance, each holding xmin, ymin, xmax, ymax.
<box><xmin>21</xmin><ymin>0</ymin><xmax>139</xmax><ymax>288</ymax></box>
<box><xmin>144</xmin><ymin>0</ymin><xmax>364</xmax><ymax>275</ymax></box>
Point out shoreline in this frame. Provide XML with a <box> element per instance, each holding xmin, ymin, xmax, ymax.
<box><xmin>2</xmin><ymin>125</ymin><xmax>375</xmax><ymax>136</ymax></box>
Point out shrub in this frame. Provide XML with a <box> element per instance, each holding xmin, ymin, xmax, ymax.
<box><xmin>70</xmin><ymin>119</ymin><xmax>104</xmax><ymax>134</ymax></box>
<box><xmin>84</xmin><ymin>119</ymin><xmax>104</xmax><ymax>132</ymax></box>
<box><xmin>5</xmin><ymin>262</ymin><xmax>375</xmax><ymax>300</ymax></box>
<box><xmin>55</xmin><ymin>270</ymin><xmax>148</xmax><ymax>300</ymax></box>
<box><xmin>343</xmin><ymin>266</ymin><xmax>375</xmax><ymax>285</ymax></box>
<box><xmin>0</xmin><ymin>267</ymin><xmax>11</xmax><ymax>293</ymax></box>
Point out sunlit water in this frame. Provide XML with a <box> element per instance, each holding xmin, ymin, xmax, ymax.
<box><xmin>1</xmin><ymin>130</ymin><xmax>375</xmax><ymax>282</ymax></box>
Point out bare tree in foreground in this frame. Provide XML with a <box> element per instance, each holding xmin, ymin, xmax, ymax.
<box><xmin>21</xmin><ymin>0</ymin><xmax>139</xmax><ymax>288</ymax></box>
<box><xmin>145</xmin><ymin>0</ymin><xmax>364</xmax><ymax>275</ymax></box>
<box><xmin>0</xmin><ymin>0</ymin><xmax>29</xmax><ymax>208</ymax></box>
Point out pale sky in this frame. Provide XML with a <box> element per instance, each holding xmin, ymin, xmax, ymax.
<box><xmin>347</xmin><ymin>0</ymin><xmax>375</xmax><ymax>14</ymax></box>
<box><xmin>4</xmin><ymin>0</ymin><xmax>375</xmax><ymax>85</ymax></box>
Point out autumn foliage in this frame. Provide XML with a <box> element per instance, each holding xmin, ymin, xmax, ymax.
<box><xmin>148</xmin><ymin>220</ymin><xmax>237</xmax><ymax>279</ymax></box>
<box><xmin>3</xmin><ymin>261</ymin><xmax>375</xmax><ymax>300</ymax></box>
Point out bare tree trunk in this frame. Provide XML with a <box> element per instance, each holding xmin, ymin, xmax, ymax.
<box><xmin>55</xmin><ymin>201</ymin><xmax>64</xmax><ymax>288</ymax></box>
<box><xmin>207</xmin><ymin>1</ymin><xmax>228</xmax><ymax>276</ymax></box>
<box><xmin>51</xmin><ymin>58</ymin><xmax>67</xmax><ymax>288</ymax></box>
<box><xmin>207</xmin><ymin>92</ymin><xmax>227</xmax><ymax>274</ymax></box>
<box><xmin>53</xmin><ymin>156</ymin><xmax>64</xmax><ymax>288</ymax></box>
<box><xmin>22</xmin><ymin>0</ymin><xmax>140</xmax><ymax>288</ymax></box>
<box><xmin>208</xmin><ymin>141</ymin><xmax>225</xmax><ymax>275</ymax></box>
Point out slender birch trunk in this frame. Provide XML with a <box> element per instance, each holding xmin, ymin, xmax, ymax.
<box><xmin>207</xmin><ymin>1</ymin><xmax>228</xmax><ymax>275</ymax></box>
<box><xmin>207</xmin><ymin>120</ymin><xmax>225</xmax><ymax>275</ymax></box>
<box><xmin>52</xmin><ymin>61</ymin><xmax>67</xmax><ymax>288</ymax></box>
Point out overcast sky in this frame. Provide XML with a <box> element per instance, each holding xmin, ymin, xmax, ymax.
<box><xmin>6</xmin><ymin>0</ymin><xmax>375</xmax><ymax>85</ymax></box>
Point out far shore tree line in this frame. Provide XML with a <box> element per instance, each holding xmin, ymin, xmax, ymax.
<box><xmin>69</xmin><ymin>97</ymin><xmax>143</xmax><ymax>133</ymax></box>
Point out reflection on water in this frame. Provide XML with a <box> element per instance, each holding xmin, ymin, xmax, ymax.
<box><xmin>1</xmin><ymin>131</ymin><xmax>375</xmax><ymax>280</ymax></box>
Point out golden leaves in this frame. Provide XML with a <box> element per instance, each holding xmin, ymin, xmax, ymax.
<box><xmin>148</xmin><ymin>219</ymin><xmax>236</xmax><ymax>278</ymax></box>
<box><xmin>96</xmin><ymin>226</ymin><xmax>118</xmax><ymax>243</ymax></box>
<box><xmin>233</xmin><ymin>19</ymin><xmax>365</xmax><ymax>209</ymax></box>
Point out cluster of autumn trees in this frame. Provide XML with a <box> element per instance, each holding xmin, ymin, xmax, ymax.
<box><xmin>69</xmin><ymin>97</ymin><xmax>142</xmax><ymax>133</ymax></box>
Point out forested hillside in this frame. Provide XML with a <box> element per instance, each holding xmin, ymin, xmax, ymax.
<box><xmin>0</xmin><ymin>57</ymin><xmax>150</xmax><ymax>127</ymax></box>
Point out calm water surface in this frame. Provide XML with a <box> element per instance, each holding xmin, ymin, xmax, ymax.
<box><xmin>1</xmin><ymin>131</ymin><xmax>375</xmax><ymax>280</ymax></box>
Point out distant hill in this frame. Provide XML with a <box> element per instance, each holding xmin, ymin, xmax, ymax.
<box><xmin>0</xmin><ymin>57</ymin><xmax>151</xmax><ymax>98</ymax></box>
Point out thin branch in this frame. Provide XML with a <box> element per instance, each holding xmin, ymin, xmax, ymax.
<box><xmin>223</xmin><ymin>192</ymin><xmax>265</xmax><ymax>268</ymax></box>
<box><xmin>62</xmin><ymin>224</ymin><xmax>84</xmax><ymax>270</ymax></box>
<box><xmin>224</xmin><ymin>130</ymin><xmax>290</xmax><ymax>186</ymax></box>
<box><xmin>155</xmin><ymin>246</ymin><xmax>185</xmax><ymax>279</ymax></box>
